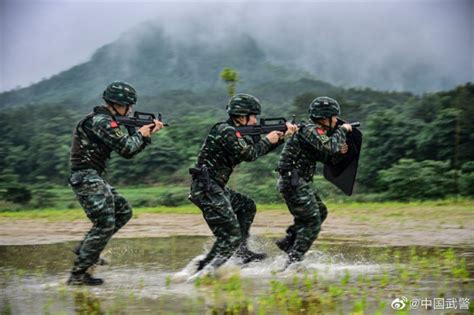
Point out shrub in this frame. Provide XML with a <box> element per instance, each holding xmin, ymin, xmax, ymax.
<box><xmin>377</xmin><ymin>159</ymin><xmax>456</xmax><ymax>200</ymax></box>
<box><xmin>2</xmin><ymin>186</ymin><xmax>32</xmax><ymax>204</ymax></box>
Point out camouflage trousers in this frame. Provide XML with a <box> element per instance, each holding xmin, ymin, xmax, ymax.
<box><xmin>69</xmin><ymin>169</ymin><xmax>132</xmax><ymax>273</ymax></box>
<box><xmin>189</xmin><ymin>178</ymin><xmax>257</xmax><ymax>268</ymax></box>
<box><xmin>279</xmin><ymin>179</ymin><xmax>328</xmax><ymax>261</ymax></box>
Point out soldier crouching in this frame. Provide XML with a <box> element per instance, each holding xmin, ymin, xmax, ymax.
<box><xmin>67</xmin><ymin>81</ymin><xmax>163</xmax><ymax>285</ymax></box>
<box><xmin>188</xmin><ymin>94</ymin><xmax>297</xmax><ymax>276</ymax></box>
<box><xmin>276</xmin><ymin>96</ymin><xmax>352</xmax><ymax>268</ymax></box>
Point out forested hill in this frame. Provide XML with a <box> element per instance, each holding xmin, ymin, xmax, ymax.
<box><xmin>0</xmin><ymin>22</ymin><xmax>308</xmax><ymax>109</ymax></box>
<box><xmin>0</xmin><ymin>21</ymin><xmax>473</xmax><ymax>204</ymax></box>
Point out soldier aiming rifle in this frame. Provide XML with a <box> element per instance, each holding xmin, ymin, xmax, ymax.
<box><xmin>68</xmin><ymin>81</ymin><xmax>164</xmax><ymax>285</ymax></box>
<box><xmin>276</xmin><ymin>96</ymin><xmax>361</xmax><ymax>269</ymax></box>
<box><xmin>187</xmin><ymin>93</ymin><xmax>298</xmax><ymax>278</ymax></box>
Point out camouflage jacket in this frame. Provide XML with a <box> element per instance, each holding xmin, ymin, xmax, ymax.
<box><xmin>195</xmin><ymin>118</ymin><xmax>280</xmax><ymax>186</ymax></box>
<box><xmin>278</xmin><ymin>123</ymin><xmax>347</xmax><ymax>183</ymax></box>
<box><xmin>70</xmin><ymin>106</ymin><xmax>150</xmax><ymax>174</ymax></box>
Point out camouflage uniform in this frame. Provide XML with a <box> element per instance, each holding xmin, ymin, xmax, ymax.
<box><xmin>69</xmin><ymin>105</ymin><xmax>150</xmax><ymax>274</ymax></box>
<box><xmin>189</xmin><ymin>118</ymin><xmax>280</xmax><ymax>269</ymax></box>
<box><xmin>277</xmin><ymin>99</ymin><xmax>348</xmax><ymax>263</ymax></box>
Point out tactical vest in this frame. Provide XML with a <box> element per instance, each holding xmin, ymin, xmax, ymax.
<box><xmin>196</xmin><ymin>120</ymin><xmax>257</xmax><ymax>186</ymax></box>
<box><xmin>278</xmin><ymin>124</ymin><xmax>318</xmax><ymax>182</ymax></box>
<box><xmin>195</xmin><ymin>122</ymin><xmax>230</xmax><ymax>185</ymax></box>
<box><xmin>70</xmin><ymin>108</ymin><xmax>113</xmax><ymax>174</ymax></box>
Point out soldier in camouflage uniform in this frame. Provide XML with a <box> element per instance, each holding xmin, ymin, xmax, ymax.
<box><xmin>67</xmin><ymin>81</ymin><xmax>163</xmax><ymax>285</ymax></box>
<box><xmin>276</xmin><ymin>96</ymin><xmax>352</xmax><ymax>268</ymax></box>
<box><xmin>188</xmin><ymin>94</ymin><xmax>297</xmax><ymax>275</ymax></box>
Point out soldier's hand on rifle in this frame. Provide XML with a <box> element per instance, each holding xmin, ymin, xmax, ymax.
<box><xmin>340</xmin><ymin>143</ymin><xmax>349</xmax><ymax>154</ymax></box>
<box><xmin>266</xmin><ymin>131</ymin><xmax>284</xmax><ymax>144</ymax></box>
<box><xmin>284</xmin><ymin>123</ymin><xmax>298</xmax><ymax>137</ymax></box>
<box><xmin>341</xmin><ymin>123</ymin><xmax>353</xmax><ymax>133</ymax></box>
<box><xmin>139</xmin><ymin>119</ymin><xmax>163</xmax><ymax>138</ymax></box>
<box><xmin>151</xmin><ymin>119</ymin><xmax>164</xmax><ymax>133</ymax></box>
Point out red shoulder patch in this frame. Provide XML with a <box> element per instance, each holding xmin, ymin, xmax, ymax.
<box><xmin>316</xmin><ymin>128</ymin><xmax>325</xmax><ymax>135</ymax></box>
<box><xmin>235</xmin><ymin>131</ymin><xmax>242</xmax><ymax>138</ymax></box>
<box><xmin>110</xmin><ymin>121</ymin><xmax>119</xmax><ymax>128</ymax></box>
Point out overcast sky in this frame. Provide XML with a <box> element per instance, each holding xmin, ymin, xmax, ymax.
<box><xmin>1</xmin><ymin>0</ymin><xmax>472</xmax><ymax>92</ymax></box>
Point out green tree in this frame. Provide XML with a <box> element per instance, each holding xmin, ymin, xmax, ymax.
<box><xmin>358</xmin><ymin>109</ymin><xmax>421</xmax><ymax>190</ymax></box>
<box><xmin>416</xmin><ymin>108</ymin><xmax>460</xmax><ymax>162</ymax></box>
<box><xmin>220</xmin><ymin>67</ymin><xmax>239</xmax><ymax>97</ymax></box>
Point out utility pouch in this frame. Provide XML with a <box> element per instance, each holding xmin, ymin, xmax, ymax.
<box><xmin>290</xmin><ymin>169</ymin><xmax>300</xmax><ymax>187</ymax></box>
<box><xmin>68</xmin><ymin>172</ymin><xmax>84</xmax><ymax>187</ymax></box>
<box><xmin>189</xmin><ymin>165</ymin><xmax>210</xmax><ymax>192</ymax></box>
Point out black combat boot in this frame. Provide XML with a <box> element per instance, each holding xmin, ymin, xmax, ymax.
<box><xmin>196</xmin><ymin>257</ymin><xmax>211</xmax><ymax>272</ymax></box>
<box><xmin>236</xmin><ymin>242</ymin><xmax>267</xmax><ymax>264</ymax></box>
<box><xmin>72</xmin><ymin>244</ymin><xmax>108</xmax><ymax>266</ymax></box>
<box><xmin>275</xmin><ymin>229</ymin><xmax>296</xmax><ymax>253</ymax></box>
<box><xmin>281</xmin><ymin>253</ymin><xmax>303</xmax><ymax>271</ymax></box>
<box><xmin>67</xmin><ymin>272</ymin><xmax>104</xmax><ymax>286</ymax></box>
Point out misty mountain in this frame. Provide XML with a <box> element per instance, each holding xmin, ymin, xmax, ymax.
<box><xmin>3</xmin><ymin>18</ymin><xmax>468</xmax><ymax>112</ymax></box>
<box><xmin>0</xmin><ymin>22</ymin><xmax>310</xmax><ymax>109</ymax></box>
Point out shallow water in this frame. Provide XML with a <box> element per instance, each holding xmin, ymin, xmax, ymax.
<box><xmin>0</xmin><ymin>236</ymin><xmax>472</xmax><ymax>314</ymax></box>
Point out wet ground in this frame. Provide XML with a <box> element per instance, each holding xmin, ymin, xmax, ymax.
<box><xmin>0</xmin><ymin>236</ymin><xmax>473</xmax><ymax>314</ymax></box>
<box><xmin>1</xmin><ymin>210</ymin><xmax>473</xmax><ymax>247</ymax></box>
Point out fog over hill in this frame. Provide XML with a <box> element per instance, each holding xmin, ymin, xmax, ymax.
<box><xmin>0</xmin><ymin>23</ymin><xmax>310</xmax><ymax>108</ymax></box>
<box><xmin>1</xmin><ymin>1</ymin><xmax>472</xmax><ymax>105</ymax></box>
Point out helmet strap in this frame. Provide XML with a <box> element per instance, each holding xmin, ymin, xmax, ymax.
<box><xmin>316</xmin><ymin>118</ymin><xmax>329</xmax><ymax>129</ymax></box>
<box><xmin>233</xmin><ymin>115</ymin><xmax>249</xmax><ymax>126</ymax></box>
<box><xmin>244</xmin><ymin>115</ymin><xmax>250</xmax><ymax>126</ymax></box>
<box><xmin>110</xmin><ymin>104</ymin><xmax>120</xmax><ymax>116</ymax></box>
<box><xmin>110</xmin><ymin>103</ymin><xmax>129</xmax><ymax>116</ymax></box>
<box><xmin>317</xmin><ymin>118</ymin><xmax>334</xmax><ymax>132</ymax></box>
<box><xmin>327</xmin><ymin>117</ymin><xmax>337</xmax><ymax>135</ymax></box>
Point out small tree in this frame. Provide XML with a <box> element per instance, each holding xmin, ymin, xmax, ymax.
<box><xmin>220</xmin><ymin>67</ymin><xmax>239</xmax><ymax>97</ymax></box>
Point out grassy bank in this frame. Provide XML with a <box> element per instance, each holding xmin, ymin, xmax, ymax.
<box><xmin>0</xmin><ymin>199</ymin><xmax>472</xmax><ymax>224</ymax></box>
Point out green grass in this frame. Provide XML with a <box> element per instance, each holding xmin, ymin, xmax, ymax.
<box><xmin>0</xmin><ymin>185</ymin><xmax>472</xmax><ymax>223</ymax></box>
<box><xmin>329</xmin><ymin>199</ymin><xmax>474</xmax><ymax>224</ymax></box>
<box><xmin>0</xmin><ymin>206</ymin><xmax>199</xmax><ymax>221</ymax></box>
<box><xmin>0</xmin><ymin>199</ymin><xmax>472</xmax><ymax>223</ymax></box>
<box><xmin>4</xmin><ymin>185</ymin><xmax>474</xmax><ymax>207</ymax></box>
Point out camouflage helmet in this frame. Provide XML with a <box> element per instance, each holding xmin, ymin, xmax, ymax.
<box><xmin>103</xmin><ymin>81</ymin><xmax>137</xmax><ymax>107</ymax></box>
<box><xmin>226</xmin><ymin>93</ymin><xmax>261</xmax><ymax>116</ymax></box>
<box><xmin>308</xmin><ymin>96</ymin><xmax>340</xmax><ymax>121</ymax></box>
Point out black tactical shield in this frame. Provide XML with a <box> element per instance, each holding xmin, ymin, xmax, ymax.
<box><xmin>323</xmin><ymin>119</ymin><xmax>363</xmax><ymax>196</ymax></box>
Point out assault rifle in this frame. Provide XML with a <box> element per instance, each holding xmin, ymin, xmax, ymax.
<box><xmin>235</xmin><ymin>117</ymin><xmax>288</xmax><ymax>141</ymax></box>
<box><xmin>114</xmin><ymin>111</ymin><xmax>169</xmax><ymax>128</ymax></box>
<box><xmin>234</xmin><ymin>116</ymin><xmax>359</xmax><ymax>141</ymax></box>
